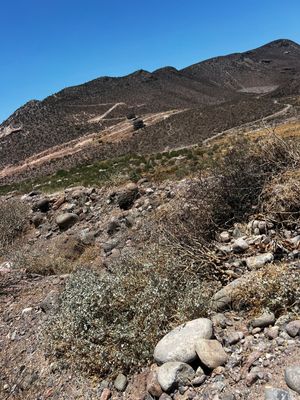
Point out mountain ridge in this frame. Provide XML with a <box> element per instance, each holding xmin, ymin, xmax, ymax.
<box><xmin>1</xmin><ymin>38</ymin><xmax>300</xmax><ymax>184</ymax></box>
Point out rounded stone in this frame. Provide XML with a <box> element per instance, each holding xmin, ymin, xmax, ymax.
<box><xmin>251</xmin><ymin>312</ymin><xmax>275</xmax><ymax>328</ymax></box>
<box><xmin>154</xmin><ymin>318</ymin><xmax>212</xmax><ymax>364</ymax></box>
<box><xmin>285</xmin><ymin>366</ymin><xmax>300</xmax><ymax>394</ymax></box>
<box><xmin>56</xmin><ymin>213</ymin><xmax>79</xmax><ymax>230</ymax></box>
<box><xmin>265</xmin><ymin>387</ymin><xmax>291</xmax><ymax>400</ymax></box>
<box><xmin>157</xmin><ymin>362</ymin><xmax>195</xmax><ymax>392</ymax></box>
<box><xmin>33</xmin><ymin>198</ymin><xmax>50</xmax><ymax>213</ymax></box>
<box><xmin>195</xmin><ymin>339</ymin><xmax>228</xmax><ymax>369</ymax></box>
<box><xmin>114</xmin><ymin>373</ymin><xmax>127</xmax><ymax>391</ymax></box>
<box><xmin>232</xmin><ymin>238</ymin><xmax>249</xmax><ymax>253</ymax></box>
<box><xmin>285</xmin><ymin>320</ymin><xmax>300</xmax><ymax>337</ymax></box>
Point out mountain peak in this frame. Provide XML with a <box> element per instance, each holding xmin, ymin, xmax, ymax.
<box><xmin>263</xmin><ymin>38</ymin><xmax>300</xmax><ymax>48</ymax></box>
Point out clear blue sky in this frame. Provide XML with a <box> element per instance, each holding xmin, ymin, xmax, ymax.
<box><xmin>1</xmin><ymin>0</ymin><xmax>300</xmax><ymax>123</ymax></box>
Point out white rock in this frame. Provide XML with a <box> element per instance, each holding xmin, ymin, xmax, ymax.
<box><xmin>114</xmin><ymin>373</ymin><xmax>127</xmax><ymax>391</ymax></box>
<box><xmin>251</xmin><ymin>312</ymin><xmax>275</xmax><ymax>328</ymax></box>
<box><xmin>219</xmin><ymin>231</ymin><xmax>230</xmax><ymax>243</ymax></box>
<box><xmin>154</xmin><ymin>318</ymin><xmax>212</xmax><ymax>364</ymax></box>
<box><xmin>21</xmin><ymin>307</ymin><xmax>33</xmax><ymax>316</ymax></box>
<box><xmin>265</xmin><ymin>387</ymin><xmax>291</xmax><ymax>400</ymax></box>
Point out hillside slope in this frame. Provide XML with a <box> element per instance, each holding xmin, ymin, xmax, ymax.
<box><xmin>0</xmin><ymin>39</ymin><xmax>300</xmax><ymax>179</ymax></box>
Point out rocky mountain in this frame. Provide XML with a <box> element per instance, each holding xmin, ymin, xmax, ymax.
<box><xmin>1</xmin><ymin>38</ymin><xmax>300</xmax><ymax>400</ymax></box>
<box><xmin>0</xmin><ymin>39</ymin><xmax>300</xmax><ymax>184</ymax></box>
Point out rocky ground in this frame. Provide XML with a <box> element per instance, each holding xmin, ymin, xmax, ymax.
<box><xmin>1</xmin><ymin>162</ymin><xmax>300</xmax><ymax>399</ymax></box>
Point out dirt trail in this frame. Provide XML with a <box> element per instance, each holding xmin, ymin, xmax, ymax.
<box><xmin>88</xmin><ymin>102</ymin><xmax>126</xmax><ymax>123</ymax></box>
<box><xmin>0</xmin><ymin>103</ymin><xmax>292</xmax><ymax>182</ymax></box>
<box><xmin>203</xmin><ymin>103</ymin><xmax>292</xmax><ymax>144</ymax></box>
<box><xmin>0</xmin><ymin>109</ymin><xmax>183</xmax><ymax>180</ymax></box>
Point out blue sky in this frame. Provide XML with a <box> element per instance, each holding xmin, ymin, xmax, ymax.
<box><xmin>1</xmin><ymin>0</ymin><xmax>300</xmax><ymax>123</ymax></box>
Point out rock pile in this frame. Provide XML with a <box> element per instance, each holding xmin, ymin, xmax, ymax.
<box><xmin>107</xmin><ymin>311</ymin><xmax>300</xmax><ymax>399</ymax></box>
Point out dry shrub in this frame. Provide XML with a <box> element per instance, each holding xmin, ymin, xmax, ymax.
<box><xmin>163</xmin><ymin>139</ymin><xmax>268</xmax><ymax>246</ymax></box>
<box><xmin>12</xmin><ymin>249</ymin><xmax>76</xmax><ymax>276</ymax></box>
<box><xmin>45</xmin><ymin>242</ymin><xmax>216</xmax><ymax>377</ymax></box>
<box><xmin>260</xmin><ymin>169</ymin><xmax>300</xmax><ymax>225</ymax></box>
<box><xmin>261</xmin><ymin>130</ymin><xmax>300</xmax><ymax>170</ymax></box>
<box><xmin>233</xmin><ymin>263</ymin><xmax>300</xmax><ymax>316</ymax></box>
<box><xmin>165</xmin><ymin>134</ymin><xmax>300</xmax><ymax>240</ymax></box>
<box><xmin>0</xmin><ymin>197</ymin><xmax>29</xmax><ymax>253</ymax></box>
<box><xmin>11</xmin><ymin>233</ymin><xmax>98</xmax><ymax>275</ymax></box>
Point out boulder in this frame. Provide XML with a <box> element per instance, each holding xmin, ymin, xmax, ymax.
<box><xmin>147</xmin><ymin>370</ymin><xmax>163</xmax><ymax>398</ymax></box>
<box><xmin>52</xmin><ymin>195</ymin><xmax>65</xmax><ymax>210</ymax></box>
<box><xmin>125</xmin><ymin>371</ymin><xmax>148</xmax><ymax>400</ymax></box>
<box><xmin>219</xmin><ymin>231</ymin><xmax>230</xmax><ymax>243</ymax></box>
<box><xmin>103</xmin><ymin>239</ymin><xmax>119</xmax><ymax>254</ymax></box>
<box><xmin>56</xmin><ymin>213</ymin><xmax>79</xmax><ymax>230</ymax></box>
<box><xmin>226</xmin><ymin>331</ymin><xmax>244</xmax><ymax>345</ymax></box>
<box><xmin>70</xmin><ymin>188</ymin><xmax>86</xmax><ymax>199</ymax></box>
<box><xmin>39</xmin><ymin>290</ymin><xmax>59</xmax><ymax>313</ymax></box>
<box><xmin>195</xmin><ymin>339</ymin><xmax>228</xmax><ymax>369</ymax></box>
<box><xmin>288</xmin><ymin>235</ymin><xmax>300</xmax><ymax>247</ymax></box>
<box><xmin>157</xmin><ymin>362</ymin><xmax>194</xmax><ymax>392</ymax></box>
<box><xmin>159</xmin><ymin>394</ymin><xmax>172</xmax><ymax>400</ymax></box>
<box><xmin>79</xmin><ymin>229</ymin><xmax>95</xmax><ymax>245</ymax></box>
<box><xmin>154</xmin><ymin>318</ymin><xmax>212</xmax><ymax>364</ymax></box>
<box><xmin>100</xmin><ymin>388</ymin><xmax>111</xmax><ymax>400</ymax></box>
<box><xmin>265</xmin><ymin>326</ymin><xmax>279</xmax><ymax>340</ymax></box>
<box><xmin>285</xmin><ymin>366</ymin><xmax>300</xmax><ymax>394</ymax></box>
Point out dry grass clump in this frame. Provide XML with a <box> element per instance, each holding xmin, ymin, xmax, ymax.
<box><xmin>12</xmin><ymin>238</ymin><xmax>96</xmax><ymax>276</ymax></box>
<box><xmin>0</xmin><ymin>198</ymin><xmax>30</xmax><ymax>253</ymax></box>
<box><xmin>233</xmin><ymin>263</ymin><xmax>300</xmax><ymax>316</ymax></box>
<box><xmin>260</xmin><ymin>169</ymin><xmax>300</xmax><ymax>225</ymax></box>
<box><xmin>16</xmin><ymin>252</ymin><xmax>75</xmax><ymax>275</ymax></box>
<box><xmin>45</xmin><ymin>243</ymin><xmax>216</xmax><ymax>377</ymax></box>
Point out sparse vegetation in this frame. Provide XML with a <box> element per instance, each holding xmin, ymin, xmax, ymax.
<box><xmin>260</xmin><ymin>169</ymin><xmax>300</xmax><ymax>225</ymax></box>
<box><xmin>21</xmin><ymin>129</ymin><xmax>300</xmax><ymax>379</ymax></box>
<box><xmin>45</xmin><ymin>245</ymin><xmax>215</xmax><ymax>377</ymax></box>
<box><xmin>233</xmin><ymin>263</ymin><xmax>300</xmax><ymax>316</ymax></box>
<box><xmin>0</xmin><ymin>198</ymin><xmax>29</xmax><ymax>254</ymax></box>
<box><xmin>163</xmin><ymin>134</ymin><xmax>300</xmax><ymax>247</ymax></box>
<box><xmin>14</xmin><ymin>251</ymin><xmax>76</xmax><ymax>276</ymax></box>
